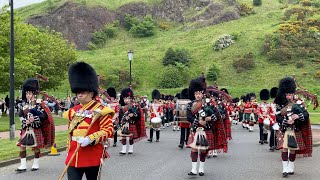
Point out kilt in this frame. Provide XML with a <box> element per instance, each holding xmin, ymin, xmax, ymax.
<box><xmin>205</xmin><ymin>130</ymin><xmax>214</xmax><ymax>150</ymax></box>
<box><xmin>212</xmin><ymin>120</ymin><xmax>228</xmax><ymax>153</ymax></box>
<box><xmin>179</xmin><ymin>121</ymin><xmax>191</xmax><ymax>128</ymax></box>
<box><xmin>277</xmin><ymin>130</ymin><xmax>305</xmax><ymax>151</ymax></box>
<box><xmin>129</xmin><ymin>124</ymin><xmax>139</xmax><ymax>139</ymax></box>
<box><xmin>17</xmin><ymin>128</ymin><xmax>45</xmax><ymax>149</ymax></box>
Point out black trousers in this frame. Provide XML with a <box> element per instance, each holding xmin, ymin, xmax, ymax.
<box><xmin>269</xmin><ymin>127</ymin><xmax>277</xmax><ymax>148</ymax></box>
<box><xmin>180</xmin><ymin>128</ymin><xmax>190</xmax><ymax>146</ymax></box>
<box><xmin>149</xmin><ymin>128</ymin><xmax>160</xmax><ymax>140</ymax></box>
<box><xmin>259</xmin><ymin>123</ymin><xmax>268</xmax><ymax>141</ymax></box>
<box><xmin>67</xmin><ymin>166</ymin><xmax>100</xmax><ymax>180</ymax></box>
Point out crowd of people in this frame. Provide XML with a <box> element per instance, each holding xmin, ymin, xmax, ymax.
<box><xmin>11</xmin><ymin>61</ymin><xmax>313</xmax><ymax>180</ymax></box>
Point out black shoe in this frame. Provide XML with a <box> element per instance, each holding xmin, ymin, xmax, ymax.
<box><xmin>188</xmin><ymin>172</ymin><xmax>197</xmax><ymax>176</ymax></box>
<box><xmin>199</xmin><ymin>172</ymin><xmax>204</xmax><ymax>176</ymax></box>
<box><xmin>119</xmin><ymin>152</ymin><xmax>126</xmax><ymax>155</ymax></box>
<box><xmin>259</xmin><ymin>140</ymin><xmax>263</xmax><ymax>144</ymax></box>
<box><xmin>15</xmin><ymin>169</ymin><xmax>26</xmax><ymax>173</ymax></box>
<box><xmin>283</xmin><ymin>172</ymin><xmax>288</xmax><ymax>178</ymax></box>
<box><xmin>263</xmin><ymin>140</ymin><xmax>268</xmax><ymax>144</ymax></box>
<box><xmin>113</xmin><ymin>144</ymin><xmax>117</xmax><ymax>147</ymax></box>
<box><xmin>128</xmin><ymin>152</ymin><xmax>133</xmax><ymax>154</ymax></box>
<box><xmin>147</xmin><ymin>139</ymin><xmax>152</xmax><ymax>142</ymax></box>
<box><xmin>269</xmin><ymin>146</ymin><xmax>275</xmax><ymax>151</ymax></box>
<box><xmin>31</xmin><ymin>168</ymin><xmax>39</xmax><ymax>171</ymax></box>
<box><xmin>156</xmin><ymin>139</ymin><xmax>159</xmax><ymax>142</ymax></box>
<box><xmin>288</xmin><ymin>172</ymin><xmax>294</xmax><ymax>175</ymax></box>
<box><xmin>178</xmin><ymin>144</ymin><xmax>183</xmax><ymax>149</ymax></box>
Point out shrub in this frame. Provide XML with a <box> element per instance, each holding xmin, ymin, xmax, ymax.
<box><xmin>239</xmin><ymin>3</ymin><xmax>254</xmax><ymax>16</ymax></box>
<box><xmin>296</xmin><ymin>61</ymin><xmax>304</xmax><ymax>68</ymax></box>
<box><xmin>158</xmin><ymin>66</ymin><xmax>183</xmax><ymax>88</ymax></box>
<box><xmin>125</xmin><ymin>15</ymin><xmax>156</xmax><ymax>37</ymax></box>
<box><xmin>233</xmin><ymin>53</ymin><xmax>256</xmax><ymax>73</ymax></box>
<box><xmin>162</xmin><ymin>48</ymin><xmax>191</xmax><ymax>66</ymax></box>
<box><xmin>253</xmin><ymin>0</ymin><xmax>262</xmax><ymax>6</ymax></box>
<box><xmin>314</xmin><ymin>71</ymin><xmax>320</xmax><ymax>78</ymax></box>
<box><xmin>213</xmin><ymin>34</ymin><xmax>235</xmax><ymax>51</ymax></box>
<box><xmin>90</xmin><ymin>23</ymin><xmax>118</xmax><ymax>48</ymax></box>
<box><xmin>300</xmin><ymin>0</ymin><xmax>312</xmax><ymax>6</ymax></box>
<box><xmin>207</xmin><ymin>64</ymin><xmax>220</xmax><ymax>81</ymax></box>
<box><xmin>159</xmin><ymin>21</ymin><xmax>170</xmax><ymax>31</ymax></box>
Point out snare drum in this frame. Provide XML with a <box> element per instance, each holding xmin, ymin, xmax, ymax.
<box><xmin>151</xmin><ymin>117</ymin><xmax>162</xmax><ymax>129</ymax></box>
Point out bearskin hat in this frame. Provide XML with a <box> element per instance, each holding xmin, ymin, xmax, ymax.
<box><xmin>270</xmin><ymin>87</ymin><xmax>278</xmax><ymax>99</ymax></box>
<box><xmin>107</xmin><ymin>87</ymin><xmax>117</xmax><ymax>98</ymax></box>
<box><xmin>275</xmin><ymin>77</ymin><xmax>296</xmax><ymax>106</ymax></box>
<box><xmin>208</xmin><ymin>90</ymin><xmax>219</xmax><ymax>98</ymax></box>
<box><xmin>68</xmin><ymin>62</ymin><xmax>98</xmax><ymax>97</ymax></box>
<box><xmin>120</xmin><ymin>88</ymin><xmax>133</xmax><ymax>98</ymax></box>
<box><xmin>220</xmin><ymin>88</ymin><xmax>229</xmax><ymax>94</ymax></box>
<box><xmin>245</xmin><ymin>94</ymin><xmax>250</xmax><ymax>102</ymax></box>
<box><xmin>180</xmin><ymin>88</ymin><xmax>189</xmax><ymax>99</ymax></box>
<box><xmin>259</xmin><ymin>89</ymin><xmax>270</xmax><ymax>101</ymax></box>
<box><xmin>22</xmin><ymin>78</ymin><xmax>39</xmax><ymax>100</ymax></box>
<box><xmin>152</xmin><ymin>89</ymin><xmax>161</xmax><ymax>100</ymax></box>
<box><xmin>175</xmin><ymin>93</ymin><xmax>181</xmax><ymax>99</ymax></box>
<box><xmin>240</xmin><ymin>95</ymin><xmax>246</xmax><ymax>102</ymax></box>
<box><xmin>232</xmin><ymin>98</ymin><xmax>240</xmax><ymax>103</ymax></box>
<box><xmin>188</xmin><ymin>77</ymin><xmax>205</xmax><ymax>100</ymax></box>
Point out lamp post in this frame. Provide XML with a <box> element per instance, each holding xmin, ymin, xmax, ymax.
<box><xmin>9</xmin><ymin>0</ymin><xmax>15</xmax><ymax>140</ymax></box>
<box><xmin>128</xmin><ymin>50</ymin><xmax>133</xmax><ymax>86</ymax></box>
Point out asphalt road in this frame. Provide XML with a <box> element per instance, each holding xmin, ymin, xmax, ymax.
<box><xmin>0</xmin><ymin>124</ymin><xmax>319</xmax><ymax>180</ymax></box>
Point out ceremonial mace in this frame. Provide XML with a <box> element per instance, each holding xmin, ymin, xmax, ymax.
<box><xmin>58</xmin><ymin>108</ymin><xmax>102</xmax><ymax>180</ymax></box>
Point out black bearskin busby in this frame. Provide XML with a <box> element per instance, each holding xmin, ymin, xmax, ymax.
<box><xmin>152</xmin><ymin>89</ymin><xmax>161</xmax><ymax>100</ymax></box>
<box><xmin>232</xmin><ymin>98</ymin><xmax>240</xmax><ymax>103</ymax></box>
<box><xmin>274</xmin><ymin>77</ymin><xmax>296</xmax><ymax>106</ymax></box>
<box><xmin>188</xmin><ymin>77</ymin><xmax>205</xmax><ymax>100</ymax></box>
<box><xmin>270</xmin><ymin>87</ymin><xmax>278</xmax><ymax>99</ymax></box>
<box><xmin>259</xmin><ymin>89</ymin><xmax>270</xmax><ymax>101</ymax></box>
<box><xmin>175</xmin><ymin>93</ymin><xmax>181</xmax><ymax>99</ymax></box>
<box><xmin>180</xmin><ymin>88</ymin><xmax>189</xmax><ymax>99</ymax></box>
<box><xmin>240</xmin><ymin>95</ymin><xmax>246</xmax><ymax>102</ymax></box>
<box><xmin>220</xmin><ymin>88</ymin><xmax>229</xmax><ymax>94</ymax></box>
<box><xmin>68</xmin><ymin>62</ymin><xmax>99</xmax><ymax>97</ymax></box>
<box><xmin>107</xmin><ymin>87</ymin><xmax>117</xmax><ymax>99</ymax></box>
<box><xmin>119</xmin><ymin>88</ymin><xmax>134</xmax><ymax>106</ymax></box>
<box><xmin>22</xmin><ymin>78</ymin><xmax>39</xmax><ymax>100</ymax></box>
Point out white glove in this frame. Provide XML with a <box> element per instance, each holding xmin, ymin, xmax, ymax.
<box><xmin>77</xmin><ymin>137</ymin><xmax>91</xmax><ymax>147</ymax></box>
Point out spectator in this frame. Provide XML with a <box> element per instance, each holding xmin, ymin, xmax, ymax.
<box><xmin>5</xmin><ymin>95</ymin><xmax>9</xmax><ymax>114</ymax></box>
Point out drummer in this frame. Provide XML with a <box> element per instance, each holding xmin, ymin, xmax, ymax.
<box><xmin>148</xmin><ymin>89</ymin><xmax>163</xmax><ymax>142</ymax></box>
<box><xmin>257</xmin><ymin>89</ymin><xmax>275</xmax><ymax>148</ymax></box>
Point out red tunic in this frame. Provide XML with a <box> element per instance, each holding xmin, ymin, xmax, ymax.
<box><xmin>64</xmin><ymin>100</ymin><xmax>114</xmax><ymax>167</ymax></box>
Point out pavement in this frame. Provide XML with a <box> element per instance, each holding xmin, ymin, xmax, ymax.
<box><xmin>0</xmin><ymin>124</ymin><xmax>319</xmax><ymax>180</ymax></box>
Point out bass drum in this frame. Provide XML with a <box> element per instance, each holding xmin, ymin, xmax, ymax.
<box><xmin>151</xmin><ymin>117</ymin><xmax>162</xmax><ymax>129</ymax></box>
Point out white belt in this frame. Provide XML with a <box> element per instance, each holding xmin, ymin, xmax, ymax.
<box><xmin>71</xmin><ymin>136</ymin><xmax>83</xmax><ymax>141</ymax></box>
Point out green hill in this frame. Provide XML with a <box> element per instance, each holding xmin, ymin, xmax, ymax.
<box><xmin>15</xmin><ymin>0</ymin><xmax>320</xmax><ymax>98</ymax></box>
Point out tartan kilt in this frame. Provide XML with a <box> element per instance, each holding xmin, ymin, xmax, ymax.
<box><xmin>205</xmin><ymin>130</ymin><xmax>214</xmax><ymax>150</ymax></box>
<box><xmin>179</xmin><ymin>121</ymin><xmax>191</xmax><ymax>128</ymax></box>
<box><xmin>17</xmin><ymin>128</ymin><xmax>45</xmax><ymax>149</ymax></box>
<box><xmin>129</xmin><ymin>124</ymin><xmax>139</xmax><ymax>139</ymax></box>
<box><xmin>212</xmin><ymin>121</ymin><xmax>228</xmax><ymax>153</ymax></box>
<box><xmin>277</xmin><ymin>130</ymin><xmax>305</xmax><ymax>151</ymax></box>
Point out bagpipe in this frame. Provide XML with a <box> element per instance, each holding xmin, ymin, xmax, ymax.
<box><xmin>293</xmin><ymin>75</ymin><xmax>319</xmax><ymax>110</ymax></box>
<box><xmin>118</xmin><ymin>103</ymin><xmax>140</xmax><ymax>136</ymax></box>
<box><xmin>35</xmin><ymin>73</ymin><xmax>63</xmax><ymax>109</ymax></box>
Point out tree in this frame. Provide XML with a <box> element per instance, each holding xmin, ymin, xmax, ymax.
<box><xmin>0</xmin><ymin>8</ymin><xmax>76</xmax><ymax>92</ymax></box>
<box><xmin>207</xmin><ymin>64</ymin><xmax>220</xmax><ymax>81</ymax></box>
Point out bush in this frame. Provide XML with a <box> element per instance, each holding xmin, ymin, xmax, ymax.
<box><xmin>162</xmin><ymin>48</ymin><xmax>191</xmax><ymax>66</ymax></box>
<box><xmin>158</xmin><ymin>21</ymin><xmax>170</xmax><ymax>31</ymax></box>
<box><xmin>207</xmin><ymin>64</ymin><xmax>220</xmax><ymax>81</ymax></box>
<box><xmin>300</xmin><ymin>0</ymin><xmax>312</xmax><ymax>6</ymax></box>
<box><xmin>314</xmin><ymin>71</ymin><xmax>320</xmax><ymax>78</ymax></box>
<box><xmin>125</xmin><ymin>15</ymin><xmax>156</xmax><ymax>37</ymax></box>
<box><xmin>232</xmin><ymin>53</ymin><xmax>256</xmax><ymax>73</ymax></box>
<box><xmin>239</xmin><ymin>3</ymin><xmax>254</xmax><ymax>16</ymax></box>
<box><xmin>213</xmin><ymin>34</ymin><xmax>235</xmax><ymax>51</ymax></box>
<box><xmin>296</xmin><ymin>61</ymin><xmax>305</xmax><ymax>68</ymax></box>
<box><xmin>90</xmin><ymin>23</ymin><xmax>118</xmax><ymax>48</ymax></box>
<box><xmin>158</xmin><ymin>66</ymin><xmax>184</xmax><ymax>88</ymax></box>
<box><xmin>253</xmin><ymin>0</ymin><xmax>262</xmax><ymax>6</ymax></box>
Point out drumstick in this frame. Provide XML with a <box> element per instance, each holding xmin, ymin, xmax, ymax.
<box><xmin>58</xmin><ymin>109</ymin><xmax>102</xmax><ymax>180</ymax></box>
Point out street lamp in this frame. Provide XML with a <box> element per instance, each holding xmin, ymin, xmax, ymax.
<box><xmin>9</xmin><ymin>0</ymin><xmax>15</xmax><ymax>140</ymax></box>
<box><xmin>128</xmin><ymin>50</ymin><xmax>133</xmax><ymax>86</ymax></box>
